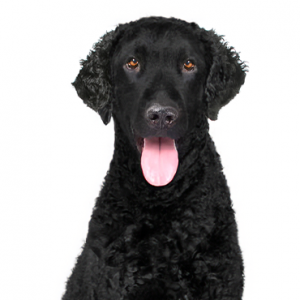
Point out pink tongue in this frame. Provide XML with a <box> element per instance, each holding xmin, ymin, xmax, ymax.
<box><xmin>141</xmin><ymin>137</ymin><xmax>178</xmax><ymax>186</ymax></box>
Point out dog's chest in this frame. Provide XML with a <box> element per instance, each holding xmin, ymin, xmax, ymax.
<box><xmin>97</xmin><ymin>203</ymin><xmax>214</xmax><ymax>278</ymax></box>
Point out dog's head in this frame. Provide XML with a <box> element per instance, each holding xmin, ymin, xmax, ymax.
<box><xmin>73</xmin><ymin>17</ymin><xmax>246</xmax><ymax>186</ymax></box>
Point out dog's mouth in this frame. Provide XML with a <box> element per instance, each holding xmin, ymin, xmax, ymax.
<box><xmin>135</xmin><ymin>136</ymin><xmax>179</xmax><ymax>186</ymax></box>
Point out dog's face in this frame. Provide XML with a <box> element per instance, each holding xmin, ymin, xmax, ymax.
<box><xmin>72</xmin><ymin>17</ymin><xmax>246</xmax><ymax>186</ymax></box>
<box><xmin>112</xmin><ymin>27</ymin><xmax>208</xmax><ymax>142</ymax></box>
<box><xmin>111</xmin><ymin>26</ymin><xmax>210</xmax><ymax>185</ymax></box>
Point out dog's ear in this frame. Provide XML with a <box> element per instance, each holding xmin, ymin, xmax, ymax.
<box><xmin>72</xmin><ymin>30</ymin><xmax>115</xmax><ymax>125</ymax></box>
<box><xmin>202</xmin><ymin>30</ymin><xmax>247</xmax><ymax>120</ymax></box>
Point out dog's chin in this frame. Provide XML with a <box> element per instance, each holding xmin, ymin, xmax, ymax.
<box><xmin>134</xmin><ymin>135</ymin><xmax>179</xmax><ymax>187</ymax></box>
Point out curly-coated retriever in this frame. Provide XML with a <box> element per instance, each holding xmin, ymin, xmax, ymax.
<box><xmin>63</xmin><ymin>17</ymin><xmax>247</xmax><ymax>300</ymax></box>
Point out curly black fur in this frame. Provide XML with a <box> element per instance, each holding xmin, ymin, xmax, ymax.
<box><xmin>64</xmin><ymin>17</ymin><xmax>247</xmax><ymax>300</ymax></box>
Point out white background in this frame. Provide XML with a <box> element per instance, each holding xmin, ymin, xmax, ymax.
<box><xmin>1</xmin><ymin>0</ymin><xmax>299</xmax><ymax>299</ymax></box>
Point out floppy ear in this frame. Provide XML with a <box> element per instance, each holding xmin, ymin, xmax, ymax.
<box><xmin>72</xmin><ymin>30</ymin><xmax>115</xmax><ymax>125</ymax></box>
<box><xmin>203</xmin><ymin>30</ymin><xmax>247</xmax><ymax>120</ymax></box>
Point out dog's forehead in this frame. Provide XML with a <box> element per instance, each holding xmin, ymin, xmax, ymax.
<box><xmin>114</xmin><ymin>26</ymin><xmax>202</xmax><ymax>58</ymax></box>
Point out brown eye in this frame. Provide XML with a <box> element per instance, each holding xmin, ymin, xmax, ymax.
<box><xmin>183</xmin><ymin>60</ymin><xmax>195</xmax><ymax>71</ymax></box>
<box><xmin>127</xmin><ymin>58</ymin><xmax>139</xmax><ymax>69</ymax></box>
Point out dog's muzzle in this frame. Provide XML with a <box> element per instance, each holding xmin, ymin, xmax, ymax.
<box><xmin>135</xmin><ymin>104</ymin><xmax>180</xmax><ymax>187</ymax></box>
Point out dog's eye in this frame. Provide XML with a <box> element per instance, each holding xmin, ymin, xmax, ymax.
<box><xmin>183</xmin><ymin>60</ymin><xmax>195</xmax><ymax>71</ymax></box>
<box><xmin>126</xmin><ymin>58</ymin><xmax>139</xmax><ymax>70</ymax></box>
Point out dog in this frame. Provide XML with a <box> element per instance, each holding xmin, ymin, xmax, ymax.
<box><xmin>63</xmin><ymin>17</ymin><xmax>247</xmax><ymax>300</ymax></box>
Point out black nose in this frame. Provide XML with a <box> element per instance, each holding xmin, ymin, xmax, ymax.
<box><xmin>146</xmin><ymin>105</ymin><xmax>178</xmax><ymax>129</ymax></box>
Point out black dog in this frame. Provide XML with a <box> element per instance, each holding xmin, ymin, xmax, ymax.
<box><xmin>63</xmin><ymin>17</ymin><xmax>246</xmax><ymax>300</ymax></box>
